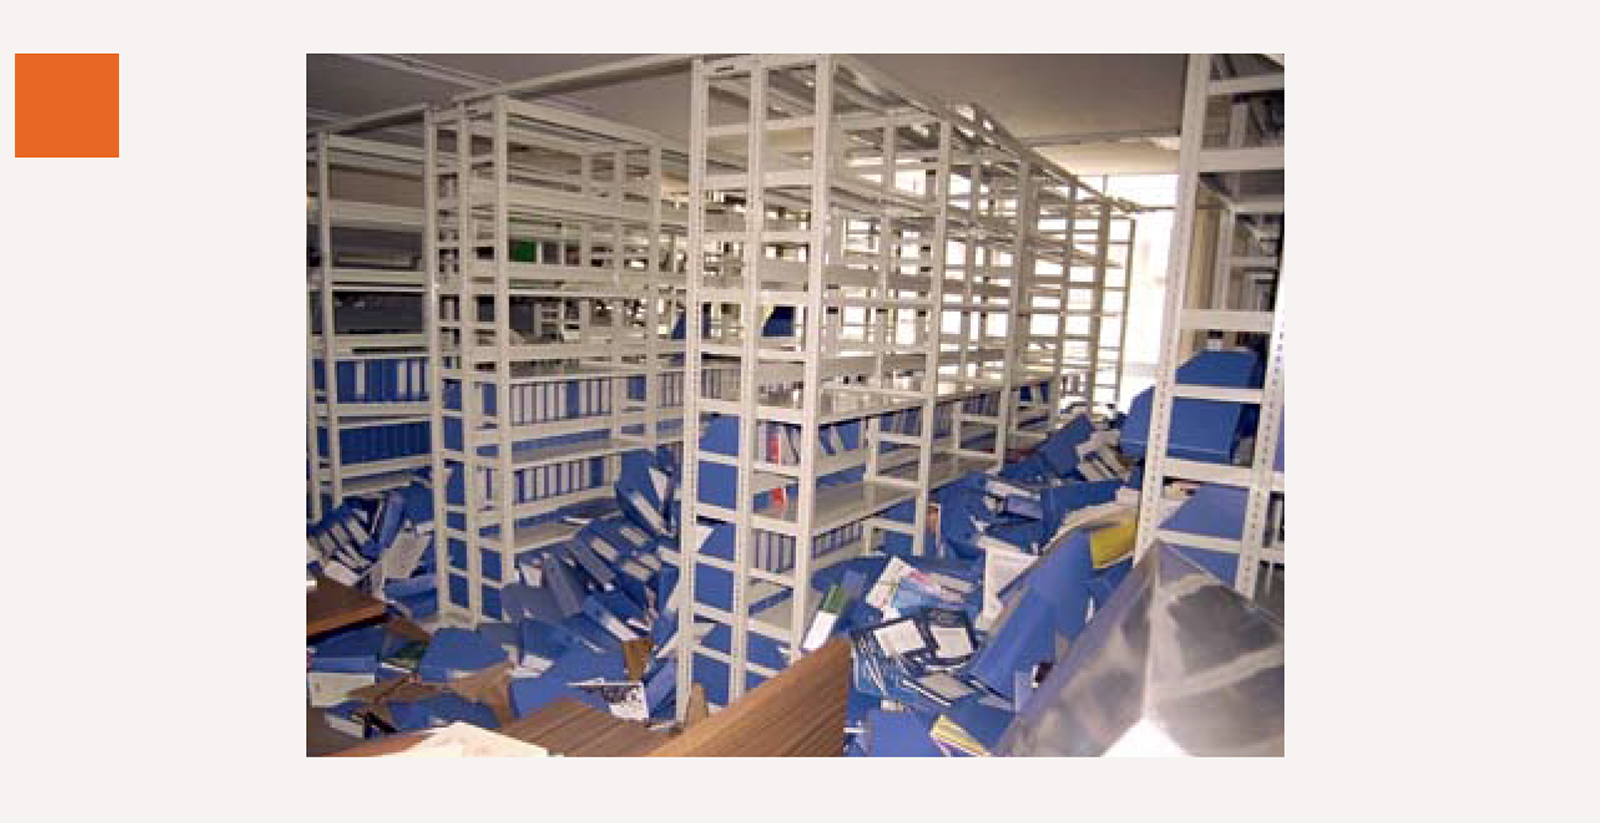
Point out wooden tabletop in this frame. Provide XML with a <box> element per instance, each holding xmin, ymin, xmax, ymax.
<box><xmin>330</xmin><ymin>699</ymin><xmax>669</xmax><ymax>757</ymax></box>
<box><xmin>306</xmin><ymin>574</ymin><xmax>388</xmax><ymax>638</ymax></box>
<box><xmin>500</xmin><ymin>699</ymin><xmax>669</xmax><ymax>756</ymax></box>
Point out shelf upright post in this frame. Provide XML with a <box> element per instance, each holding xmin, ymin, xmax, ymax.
<box><xmin>786</xmin><ymin>54</ymin><xmax>835</xmax><ymax>648</ymax></box>
<box><xmin>606</xmin><ymin>147</ymin><xmax>626</xmax><ymax>487</ymax></box>
<box><xmin>1133</xmin><ymin>54</ymin><xmax>1214</xmax><ymax>564</ymax></box>
<box><xmin>862</xmin><ymin>112</ymin><xmax>894</xmax><ymax>517</ymax></box>
<box><xmin>1209</xmin><ymin>98</ymin><xmax>1249</xmax><ymax>349</ymax></box>
<box><xmin>995</xmin><ymin>160</ymin><xmax>1033</xmax><ymax>463</ymax></box>
<box><xmin>673</xmin><ymin>58</ymin><xmax>711</xmax><ymax>720</ymax></box>
<box><xmin>1235</xmin><ymin>253</ymin><xmax>1285</xmax><ymax>595</ymax></box>
<box><xmin>908</xmin><ymin>117</ymin><xmax>952</xmax><ymax>557</ymax></box>
<box><xmin>644</xmin><ymin>143</ymin><xmax>663</xmax><ymax>455</ymax></box>
<box><xmin>723</xmin><ymin>58</ymin><xmax>773</xmax><ymax>706</ymax></box>
<box><xmin>860</xmin><ymin>93</ymin><xmax>904</xmax><ymax>561</ymax></box>
<box><xmin>950</xmin><ymin>150</ymin><xmax>981</xmax><ymax>453</ymax></box>
<box><xmin>314</xmin><ymin>133</ymin><xmax>345</xmax><ymax>511</ymax></box>
<box><xmin>1086</xmin><ymin>195</ymin><xmax>1114</xmax><ymax>411</ymax></box>
<box><xmin>1108</xmin><ymin>215</ymin><xmax>1137</xmax><ymax>408</ymax></box>
<box><xmin>306</xmin><ymin>137</ymin><xmax>325</xmax><ymax>523</ymax></box>
<box><xmin>455</xmin><ymin>100</ymin><xmax>484</xmax><ymax>626</ymax></box>
<box><xmin>489</xmin><ymin>95</ymin><xmax>515</xmax><ymax>628</ymax></box>
<box><xmin>1051</xmin><ymin>179</ymin><xmax>1081</xmax><ymax>424</ymax></box>
<box><xmin>424</xmin><ymin>107</ymin><xmax>449</xmax><ymax>610</ymax></box>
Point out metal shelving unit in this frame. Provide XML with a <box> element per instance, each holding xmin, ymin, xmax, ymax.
<box><xmin>944</xmin><ymin>104</ymin><xmax>1132</xmax><ymax>450</ymax></box>
<box><xmin>1097</xmin><ymin>211</ymin><xmax>1138</xmax><ymax>408</ymax></box>
<box><xmin>426</xmin><ymin>95</ymin><xmax>692</xmax><ymax>625</ymax></box>
<box><xmin>1133</xmin><ymin>53</ymin><xmax>1285</xmax><ymax>597</ymax></box>
<box><xmin>674</xmin><ymin>54</ymin><xmax>1137</xmax><ymax>715</ymax></box>
<box><xmin>307</xmin><ymin>110</ymin><xmax>432</xmax><ymax>521</ymax></box>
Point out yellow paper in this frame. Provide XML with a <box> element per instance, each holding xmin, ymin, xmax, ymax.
<box><xmin>1089</xmin><ymin>518</ymin><xmax>1136</xmax><ymax>569</ymax></box>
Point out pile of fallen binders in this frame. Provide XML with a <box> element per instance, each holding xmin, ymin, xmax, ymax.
<box><xmin>307</xmin><ymin>447</ymin><xmax>687</xmax><ymax>743</ymax></box>
<box><xmin>831</xmin><ymin>348</ymin><xmax>1282</xmax><ymax>755</ymax></box>
<box><xmin>306</xmin><ymin>474</ymin><xmax>440</xmax><ymax>621</ymax></box>
<box><xmin>794</xmin><ymin>407</ymin><xmax>1144</xmax><ymax>757</ymax></box>
<box><xmin>307</xmin><ymin>349</ymin><xmax>1281</xmax><ymax>752</ymax></box>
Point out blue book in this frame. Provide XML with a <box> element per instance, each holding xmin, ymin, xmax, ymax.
<box><xmin>416</xmin><ymin>627</ymin><xmax>508</xmax><ymax>683</ymax></box>
<box><xmin>1086</xmin><ymin>558</ymin><xmax>1132</xmax><ymax>610</ymax></box>
<box><xmin>936</xmin><ymin>693</ymin><xmax>1015</xmax><ymax>755</ymax></box>
<box><xmin>966</xmin><ymin>595</ymin><xmax>1059</xmax><ymax>700</ymax></box>
<box><xmin>508</xmin><ymin>647</ymin><xmax>623</xmax><ymax>718</ymax></box>
<box><xmin>592</xmin><ymin>516</ymin><xmax>653</xmax><ymax>558</ymax></box>
<box><xmin>581</xmin><ymin>594</ymin><xmax>640</xmax><ymax>642</ymax></box>
<box><xmin>1037</xmin><ymin>415</ymin><xmax>1097</xmax><ymax>478</ymax></box>
<box><xmin>847</xmin><ymin>688</ymin><xmax>882</xmax><ymax>734</ymax></box>
<box><xmin>394</xmin><ymin>589</ymin><xmax>438</xmax><ymax>620</ymax></box>
<box><xmin>593</xmin><ymin>587</ymin><xmax>649</xmax><ymax>626</ymax></box>
<box><xmin>370</xmin><ymin>489</ymin><xmax>407</xmax><ymax>553</ymax></box>
<box><xmin>564</xmin><ymin>537</ymin><xmax>617</xmax><ymax>589</ymax></box>
<box><xmin>476</xmin><ymin>621</ymin><xmax>522</xmax><ymax>662</ymax></box>
<box><xmin>384</xmin><ymin>699</ymin><xmax>435</xmax><ymax>733</ymax></box>
<box><xmin>917</xmin><ymin>607</ymin><xmax>978</xmax><ymax>668</ymax></box>
<box><xmin>1159</xmin><ymin>483</ymin><xmax>1249</xmax><ymax>583</ymax></box>
<box><xmin>310</xmin><ymin>625</ymin><xmax>385</xmax><ymax>674</ymax></box>
<box><xmin>543</xmin><ymin>557</ymin><xmax>587</xmax><ymax>617</ymax></box>
<box><xmin>866</xmin><ymin>709</ymin><xmax>943</xmax><ymax>757</ymax></box>
<box><xmin>501</xmin><ymin>582</ymin><xmax>563</xmax><ymax>624</ymax></box>
<box><xmin>1001</xmin><ymin>493</ymin><xmax>1042</xmax><ymax>520</ymax></box>
<box><xmin>420</xmin><ymin>692</ymin><xmax>499</xmax><ymax>729</ymax></box>
<box><xmin>559</xmin><ymin>613</ymin><xmax>623</xmax><ymax>653</ymax></box>
<box><xmin>383</xmin><ymin>574</ymin><xmax>436</xmax><ymax>601</ymax></box>
<box><xmin>517</xmin><ymin>619</ymin><xmax>570</xmax><ymax>670</ymax></box>
<box><xmin>642</xmin><ymin>655</ymin><xmax>676</xmax><ymax>718</ymax></box>
<box><xmin>614</xmin><ymin>559</ymin><xmax>655</xmax><ymax>609</ymax></box>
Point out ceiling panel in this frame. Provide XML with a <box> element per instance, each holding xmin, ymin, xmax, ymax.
<box><xmin>308</xmin><ymin>53</ymin><xmax>1185</xmax><ymax>175</ymax></box>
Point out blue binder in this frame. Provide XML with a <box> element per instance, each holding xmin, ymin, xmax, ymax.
<box><xmin>310</xmin><ymin>625</ymin><xmax>385</xmax><ymax>674</ymax></box>
<box><xmin>419</xmin><ymin>692</ymin><xmax>499</xmax><ymax>729</ymax></box>
<box><xmin>543</xmin><ymin>556</ymin><xmax>588</xmax><ymax>617</ymax></box>
<box><xmin>416</xmin><ymin>628</ymin><xmax>508</xmax><ymax>683</ymax></box>
<box><xmin>866</xmin><ymin>709</ymin><xmax>943</xmax><ymax>757</ymax></box>
<box><xmin>564</xmin><ymin>536</ymin><xmax>617</xmax><ymax>589</ymax></box>
<box><xmin>938</xmin><ymin>693</ymin><xmax>1016</xmax><ymax>754</ymax></box>
<box><xmin>501</xmin><ymin>582</ymin><xmax>563</xmax><ymax>624</ymax></box>
<box><xmin>508</xmin><ymin>646</ymin><xmax>624</xmax><ymax>718</ymax></box>
<box><xmin>557</xmin><ymin>612</ymin><xmax>622</xmax><ymax>653</ymax></box>
<box><xmin>1158</xmin><ymin>483</ymin><xmax>1248</xmax><ymax>583</ymax></box>
<box><xmin>517</xmin><ymin>618</ymin><xmax>570</xmax><ymax>669</ymax></box>
<box><xmin>1121</xmin><ymin>349</ymin><xmax>1262</xmax><ymax>463</ymax></box>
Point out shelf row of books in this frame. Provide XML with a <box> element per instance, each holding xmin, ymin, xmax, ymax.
<box><xmin>314</xmin><ymin>355</ymin><xmax>430</xmax><ymax>404</ymax></box>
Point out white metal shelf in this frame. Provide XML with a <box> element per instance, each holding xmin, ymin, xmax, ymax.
<box><xmin>307</xmin><ymin>120</ymin><xmax>432</xmax><ymax>523</ymax></box>
<box><xmin>428</xmin><ymin>95</ymin><xmax>682</xmax><ymax>626</ymax></box>
<box><xmin>674</xmin><ymin>54</ymin><xmax>1134</xmax><ymax>716</ymax></box>
<box><xmin>1133</xmin><ymin>54</ymin><xmax>1286</xmax><ymax>599</ymax></box>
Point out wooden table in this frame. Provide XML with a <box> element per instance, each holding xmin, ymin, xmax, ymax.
<box><xmin>327</xmin><ymin>639</ymin><xmax>853</xmax><ymax>757</ymax></box>
<box><xmin>306</xmin><ymin>574</ymin><xmax>387</xmax><ymax>638</ymax></box>
<box><xmin>501</xmin><ymin>699</ymin><xmax>669</xmax><ymax>756</ymax></box>
<box><xmin>331</xmin><ymin>699</ymin><xmax>669</xmax><ymax>757</ymax></box>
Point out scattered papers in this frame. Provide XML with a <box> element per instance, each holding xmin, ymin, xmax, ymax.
<box><xmin>569</xmin><ymin>679</ymin><xmax>648</xmax><ymax>721</ymax></box>
<box><xmin>391</xmin><ymin>722</ymin><xmax>549</xmax><ymax>758</ymax></box>
<box><xmin>309</xmin><ymin>671</ymin><xmax>377</xmax><ymax>708</ymax></box>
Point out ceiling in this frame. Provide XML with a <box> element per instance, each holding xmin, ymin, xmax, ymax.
<box><xmin>307</xmin><ymin>53</ymin><xmax>1185</xmax><ymax>176</ymax></box>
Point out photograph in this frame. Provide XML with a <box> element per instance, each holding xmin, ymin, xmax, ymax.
<box><xmin>302</xmin><ymin>53</ymin><xmax>1285</xmax><ymax>758</ymax></box>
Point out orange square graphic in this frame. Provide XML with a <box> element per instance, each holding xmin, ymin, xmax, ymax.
<box><xmin>15</xmin><ymin>54</ymin><xmax>119</xmax><ymax>158</ymax></box>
